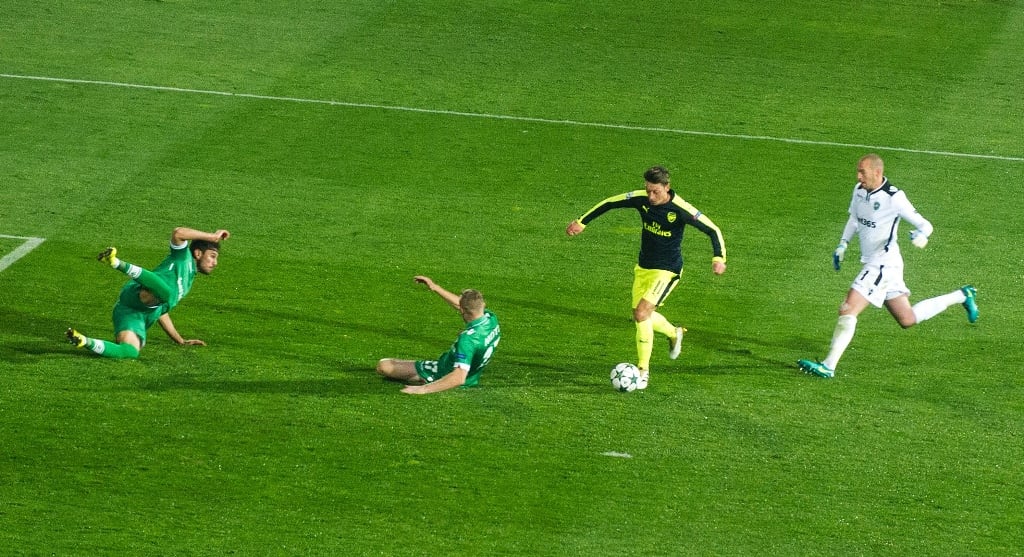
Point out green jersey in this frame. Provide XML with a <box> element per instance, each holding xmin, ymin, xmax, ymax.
<box><xmin>419</xmin><ymin>310</ymin><xmax>501</xmax><ymax>387</ymax></box>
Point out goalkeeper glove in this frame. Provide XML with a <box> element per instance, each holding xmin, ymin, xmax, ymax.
<box><xmin>910</xmin><ymin>230</ymin><xmax>928</xmax><ymax>249</ymax></box>
<box><xmin>833</xmin><ymin>240</ymin><xmax>848</xmax><ymax>271</ymax></box>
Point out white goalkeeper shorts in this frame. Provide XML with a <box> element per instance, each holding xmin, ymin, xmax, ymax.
<box><xmin>851</xmin><ymin>264</ymin><xmax>910</xmax><ymax>308</ymax></box>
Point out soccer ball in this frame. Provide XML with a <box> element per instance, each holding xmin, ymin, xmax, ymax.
<box><xmin>610</xmin><ymin>362</ymin><xmax>641</xmax><ymax>392</ymax></box>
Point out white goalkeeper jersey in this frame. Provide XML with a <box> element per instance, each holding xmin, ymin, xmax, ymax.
<box><xmin>840</xmin><ymin>178</ymin><xmax>933</xmax><ymax>266</ymax></box>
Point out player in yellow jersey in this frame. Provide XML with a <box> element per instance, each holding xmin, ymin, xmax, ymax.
<box><xmin>566</xmin><ymin>166</ymin><xmax>726</xmax><ymax>388</ymax></box>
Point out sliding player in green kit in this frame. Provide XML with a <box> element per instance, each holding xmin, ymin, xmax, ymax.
<box><xmin>376</xmin><ymin>275</ymin><xmax>501</xmax><ymax>395</ymax></box>
<box><xmin>66</xmin><ymin>226</ymin><xmax>230</xmax><ymax>359</ymax></box>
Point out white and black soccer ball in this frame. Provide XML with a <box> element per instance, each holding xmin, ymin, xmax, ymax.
<box><xmin>610</xmin><ymin>362</ymin><xmax>641</xmax><ymax>392</ymax></box>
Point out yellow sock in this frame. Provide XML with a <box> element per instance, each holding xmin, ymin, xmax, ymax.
<box><xmin>650</xmin><ymin>311</ymin><xmax>676</xmax><ymax>338</ymax></box>
<box><xmin>635</xmin><ymin>319</ymin><xmax>654</xmax><ymax>370</ymax></box>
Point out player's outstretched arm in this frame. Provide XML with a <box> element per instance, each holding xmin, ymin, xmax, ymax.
<box><xmin>414</xmin><ymin>276</ymin><xmax>461</xmax><ymax>311</ymax></box>
<box><xmin>401</xmin><ymin>367</ymin><xmax>468</xmax><ymax>395</ymax></box>
<box><xmin>171</xmin><ymin>227</ymin><xmax>230</xmax><ymax>245</ymax></box>
<box><xmin>157</xmin><ymin>313</ymin><xmax>206</xmax><ymax>346</ymax></box>
<box><xmin>569</xmin><ymin>193</ymin><xmax>632</xmax><ymax>236</ymax></box>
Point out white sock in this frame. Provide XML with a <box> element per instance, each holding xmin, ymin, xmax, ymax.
<box><xmin>823</xmin><ymin>315</ymin><xmax>857</xmax><ymax>370</ymax></box>
<box><xmin>125</xmin><ymin>263</ymin><xmax>142</xmax><ymax>279</ymax></box>
<box><xmin>912</xmin><ymin>290</ymin><xmax>967</xmax><ymax>323</ymax></box>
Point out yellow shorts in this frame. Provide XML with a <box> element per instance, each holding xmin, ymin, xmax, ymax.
<box><xmin>631</xmin><ymin>265</ymin><xmax>680</xmax><ymax>308</ymax></box>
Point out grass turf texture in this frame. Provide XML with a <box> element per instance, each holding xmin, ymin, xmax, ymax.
<box><xmin>2</xmin><ymin>1</ymin><xmax>1023</xmax><ymax>554</ymax></box>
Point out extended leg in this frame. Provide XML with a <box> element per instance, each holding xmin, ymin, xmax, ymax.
<box><xmin>66</xmin><ymin>328</ymin><xmax>141</xmax><ymax>359</ymax></box>
<box><xmin>99</xmin><ymin>247</ymin><xmax>174</xmax><ymax>303</ymax></box>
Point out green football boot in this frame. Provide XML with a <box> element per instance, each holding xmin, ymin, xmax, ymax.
<box><xmin>960</xmin><ymin>285</ymin><xmax>978</xmax><ymax>323</ymax></box>
<box><xmin>797</xmin><ymin>358</ymin><xmax>834</xmax><ymax>379</ymax></box>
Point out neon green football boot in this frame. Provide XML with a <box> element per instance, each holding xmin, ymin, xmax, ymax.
<box><xmin>97</xmin><ymin>247</ymin><xmax>119</xmax><ymax>268</ymax></box>
<box><xmin>66</xmin><ymin>328</ymin><xmax>87</xmax><ymax>348</ymax></box>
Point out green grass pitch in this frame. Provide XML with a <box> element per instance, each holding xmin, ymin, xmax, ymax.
<box><xmin>2</xmin><ymin>1</ymin><xmax>1023</xmax><ymax>554</ymax></box>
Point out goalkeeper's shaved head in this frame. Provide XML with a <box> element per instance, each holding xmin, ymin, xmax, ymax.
<box><xmin>859</xmin><ymin>153</ymin><xmax>884</xmax><ymax>172</ymax></box>
<box><xmin>856</xmin><ymin>153</ymin><xmax>886</xmax><ymax>190</ymax></box>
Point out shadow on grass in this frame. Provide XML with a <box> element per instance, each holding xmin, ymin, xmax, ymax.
<box><xmin>1</xmin><ymin>300</ymin><xmax>818</xmax><ymax>381</ymax></box>
<box><xmin>487</xmin><ymin>295</ymin><xmax>818</xmax><ymax>374</ymax></box>
<box><xmin>132</xmin><ymin>365</ymin><xmax>387</xmax><ymax>396</ymax></box>
<box><xmin>0</xmin><ymin>308</ymin><xmax>69</xmax><ymax>335</ymax></box>
<box><xmin>671</xmin><ymin>328</ymin><xmax>820</xmax><ymax>376</ymax></box>
<box><xmin>0</xmin><ymin>308</ymin><xmax>91</xmax><ymax>362</ymax></box>
<box><xmin>489</xmin><ymin>357</ymin><xmax>606</xmax><ymax>390</ymax></box>
<box><xmin>485</xmin><ymin>294</ymin><xmax>623</xmax><ymax>323</ymax></box>
<box><xmin>201</xmin><ymin>300</ymin><xmax>451</xmax><ymax>346</ymax></box>
<box><xmin>0</xmin><ymin>340</ymin><xmax>77</xmax><ymax>362</ymax></box>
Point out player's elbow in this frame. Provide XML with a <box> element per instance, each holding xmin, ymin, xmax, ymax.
<box><xmin>171</xmin><ymin>227</ymin><xmax>188</xmax><ymax>244</ymax></box>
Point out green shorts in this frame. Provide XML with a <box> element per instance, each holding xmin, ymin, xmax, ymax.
<box><xmin>415</xmin><ymin>360</ymin><xmax>442</xmax><ymax>383</ymax></box>
<box><xmin>112</xmin><ymin>301</ymin><xmax>161</xmax><ymax>346</ymax></box>
<box><xmin>415</xmin><ymin>360</ymin><xmax>481</xmax><ymax>387</ymax></box>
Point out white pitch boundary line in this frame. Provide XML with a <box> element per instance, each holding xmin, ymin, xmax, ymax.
<box><xmin>3</xmin><ymin>72</ymin><xmax>1023</xmax><ymax>163</ymax></box>
<box><xmin>0</xmin><ymin>234</ymin><xmax>46</xmax><ymax>273</ymax></box>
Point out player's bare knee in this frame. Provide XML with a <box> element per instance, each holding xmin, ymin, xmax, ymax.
<box><xmin>633</xmin><ymin>308</ymin><xmax>652</xmax><ymax>322</ymax></box>
<box><xmin>898</xmin><ymin>317</ymin><xmax>917</xmax><ymax>329</ymax></box>
<box><xmin>376</xmin><ymin>359</ymin><xmax>393</xmax><ymax>376</ymax></box>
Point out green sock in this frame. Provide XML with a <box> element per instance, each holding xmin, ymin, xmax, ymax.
<box><xmin>88</xmin><ymin>339</ymin><xmax>140</xmax><ymax>359</ymax></box>
<box><xmin>119</xmin><ymin>262</ymin><xmax>174</xmax><ymax>303</ymax></box>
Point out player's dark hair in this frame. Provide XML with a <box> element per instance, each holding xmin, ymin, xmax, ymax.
<box><xmin>190</xmin><ymin>239</ymin><xmax>220</xmax><ymax>255</ymax></box>
<box><xmin>643</xmin><ymin>166</ymin><xmax>671</xmax><ymax>185</ymax></box>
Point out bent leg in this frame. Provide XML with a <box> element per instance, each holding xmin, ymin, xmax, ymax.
<box><xmin>79</xmin><ymin>330</ymin><xmax>142</xmax><ymax>359</ymax></box>
<box><xmin>885</xmin><ymin>294</ymin><xmax>917</xmax><ymax>329</ymax></box>
<box><xmin>649</xmin><ymin>311</ymin><xmax>676</xmax><ymax>338</ymax></box>
<box><xmin>130</xmin><ymin>268</ymin><xmax>175</xmax><ymax>303</ymax></box>
<box><xmin>376</xmin><ymin>359</ymin><xmax>424</xmax><ymax>383</ymax></box>
<box><xmin>908</xmin><ymin>290</ymin><xmax>967</xmax><ymax>325</ymax></box>
<box><xmin>631</xmin><ymin>266</ymin><xmax>681</xmax><ymax>370</ymax></box>
<box><xmin>105</xmin><ymin>248</ymin><xmax>174</xmax><ymax>303</ymax></box>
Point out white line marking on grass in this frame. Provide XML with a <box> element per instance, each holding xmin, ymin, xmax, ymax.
<box><xmin>0</xmin><ymin>235</ymin><xmax>46</xmax><ymax>273</ymax></box>
<box><xmin>601</xmin><ymin>451</ymin><xmax>633</xmax><ymax>458</ymax></box>
<box><xmin>4</xmin><ymin>73</ymin><xmax>1023</xmax><ymax>162</ymax></box>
